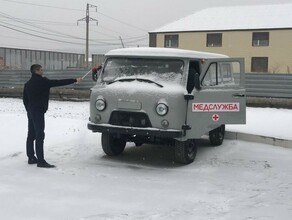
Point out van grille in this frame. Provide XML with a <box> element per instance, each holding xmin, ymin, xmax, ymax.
<box><xmin>109</xmin><ymin>111</ymin><xmax>152</xmax><ymax>128</ymax></box>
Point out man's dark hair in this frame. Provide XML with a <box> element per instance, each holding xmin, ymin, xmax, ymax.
<box><xmin>30</xmin><ymin>64</ymin><xmax>42</xmax><ymax>74</ymax></box>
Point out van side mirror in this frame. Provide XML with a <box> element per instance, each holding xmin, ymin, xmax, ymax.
<box><xmin>194</xmin><ymin>72</ymin><xmax>201</xmax><ymax>90</ymax></box>
<box><xmin>92</xmin><ymin>70</ymin><xmax>98</xmax><ymax>81</ymax></box>
<box><xmin>92</xmin><ymin>65</ymin><xmax>102</xmax><ymax>82</ymax></box>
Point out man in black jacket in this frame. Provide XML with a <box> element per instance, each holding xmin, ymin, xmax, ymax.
<box><xmin>23</xmin><ymin>64</ymin><xmax>82</xmax><ymax>168</ymax></box>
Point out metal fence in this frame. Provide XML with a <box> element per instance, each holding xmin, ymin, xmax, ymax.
<box><xmin>245</xmin><ymin>73</ymin><xmax>292</xmax><ymax>98</ymax></box>
<box><xmin>0</xmin><ymin>70</ymin><xmax>95</xmax><ymax>90</ymax></box>
<box><xmin>0</xmin><ymin>71</ymin><xmax>292</xmax><ymax>98</ymax></box>
<box><xmin>92</xmin><ymin>54</ymin><xmax>105</xmax><ymax>67</ymax></box>
<box><xmin>0</xmin><ymin>47</ymin><xmax>85</xmax><ymax>70</ymax></box>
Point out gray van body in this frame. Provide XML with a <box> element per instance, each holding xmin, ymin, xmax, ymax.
<box><xmin>88</xmin><ymin>47</ymin><xmax>246</xmax><ymax>163</ymax></box>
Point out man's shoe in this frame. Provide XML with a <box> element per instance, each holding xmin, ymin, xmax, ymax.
<box><xmin>37</xmin><ymin>161</ymin><xmax>56</xmax><ymax>168</ymax></box>
<box><xmin>28</xmin><ymin>157</ymin><xmax>38</xmax><ymax>165</ymax></box>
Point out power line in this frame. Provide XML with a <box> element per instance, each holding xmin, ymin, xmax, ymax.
<box><xmin>0</xmin><ymin>6</ymin><xmax>149</xmax><ymax>44</ymax></box>
<box><xmin>0</xmin><ymin>17</ymin><xmax>76</xmax><ymax>26</ymax></box>
<box><xmin>0</xmin><ymin>0</ymin><xmax>83</xmax><ymax>11</ymax></box>
<box><xmin>0</xmin><ymin>34</ymin><xmax>82</xmax><ymax>45</ymax></box>
<box><xmin>0</xmin><ymin>11</ymin><xmax>121</xmax><ymax>44</ymax></box>
<box><xmin>0</xmin><ymin>19</ymin><xmax>148</xmax><ymax>46</ymax></box>
<box><xmin>0</xmin><ymin>11</ymin><xmax>86</xmax><ymax>40</ymax></box>
<box><xmin>97</xmin><ymin>24</ymin><xmax>132</xmax><ymax>38</ymax></box>
<box><xmin>1</xmin><ymin>0</ymin><xmax>149</xmax><ymax>32</ymax></box>
<box><xmin>0</xmin><ymin>20</ymin><xmax>81</xmax><ymax>39</ymax></box>
<box><xmin>0</xmin><ymin>23</ymin><xmax>130</xmax><ymax>46</ymax></box>
<box><xmin>0</xmin><ymin>15</ymin><xmax>147</xmax><ymax>40</ymax></box>
<box><xmin>0</xmin><ymin>14</ymin><xmax>127</xmax><ymax>40</ymax></box>
<box><xmin>78</xmin><ymin>25</ymin><xmax>148</xmax><ymax>41</ymax></box>
<box><xmin>123</xmin><ymin>36</ymin><xmax>148</xmax><ymax>44</ymax></box>
<box><xmin>0</xmin><ymin>5</ymin><xmax>149</xmax><ymax>48</ymax></box>
<box><xmin>98</xmin><ymin>11</ymin><xmax>148</xmax><ymax>32</ymax></box>
<box><xmin>0</xmin><ymin>23</ymin><xmax>85</xmax><ymax>45</ymax></box>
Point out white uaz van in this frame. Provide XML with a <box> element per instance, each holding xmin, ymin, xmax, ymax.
<box><xmin>88</xmin><ymin>47</ymin><xmax>246</xmax><ymax>164</ymax></box>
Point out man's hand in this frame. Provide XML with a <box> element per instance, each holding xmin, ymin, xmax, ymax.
<box><xmin>75</xmin><ymin>78</ymin><xmax>83</xmax><ymax>83</ymax></box>
<box><xmin>92</xmin><ymin>65</ymin><xmax>102</xmax><ymax>73</ymax></box>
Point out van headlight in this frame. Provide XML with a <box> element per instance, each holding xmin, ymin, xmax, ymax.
<box><xmin>156</xmin><ymin>103</ymin><xmax>168</xmax><ymax>116</ymax></box>
<box><xmin>95</xmin><ymin>98</ymin><xmax>106</xmax><ymax>111</ymax></box>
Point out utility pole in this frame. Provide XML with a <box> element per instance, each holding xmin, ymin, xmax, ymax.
<box><xmin>119</xmin><ymin>36</ymin><xmax>125</xmax><ymax>48</ymax></box>
<box><xmin>77</xmin><ymin>3</ymin><xmax>98</xmax><ymax>68</ymax></box>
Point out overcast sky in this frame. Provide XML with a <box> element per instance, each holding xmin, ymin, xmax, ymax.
<box><xmin>0</xmin><ymin>0</ymin><xmax>291</xmax><ymax>54</ymax></box>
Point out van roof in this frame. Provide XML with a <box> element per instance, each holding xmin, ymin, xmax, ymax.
<box><xmin>105</xmin><ymin>47</ymin><xmax>229</xmax><ymax>59</ymax></box>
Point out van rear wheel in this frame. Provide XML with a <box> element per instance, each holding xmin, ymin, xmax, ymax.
<box><xmin>174</xmin><ymin>140</ymin><xmax>197</xmax><ymax>164</ymax></box>
<box><xmin>209</xmin><ymin>125</ymin><xmax>225</xmax><ymax>146</ymax></box>
<box><xmin>101</xmin><ymin>133</ymin><xmax>126</xmax><ymax>156</ymax></box>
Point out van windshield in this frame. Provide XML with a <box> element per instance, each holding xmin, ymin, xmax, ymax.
<box><xmin>102</xmin><ymin>58</ymin><xmax>184</xmax><ymax>84</ymax></box>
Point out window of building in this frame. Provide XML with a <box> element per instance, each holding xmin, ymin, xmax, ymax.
<box><xmin>206</xmin><ymin>33</ymin><xmax>222</xmax><ymax>47</ymax></box>
<box><xmin>164</xmin><ymin>35</ymin><xmax>178</xmax><ymax>48</ymax></box>
<box><xmin>252</xmin><ymin>32</ymin><xmax>269</xmax><ymax>46</ymax></box>
<box><xmin>149</xmin><ymin>33</ymin><xmax>157</xmax><ymax>47</ymax></box>
<box><xmin>251</xmin><ymin>57</ymin><xmax>268</xmax><ymax>72</ymax></box>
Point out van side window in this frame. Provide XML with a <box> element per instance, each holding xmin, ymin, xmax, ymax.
<box><xmin>220</xmin><ymin>63</ymin><xmax>232</xmax><ymax>82</ymax></box>
<box><xmin>202</xmin><ymin>63</ymin><xmax>217</xmax><ymax>86</ymax></box>
<box><xmin>202</xmin><ymin>62</ymin><xmax>239</xmax><ymax>87</ymax></box>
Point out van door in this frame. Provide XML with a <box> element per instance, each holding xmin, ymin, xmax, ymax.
<box><xmin>185</xmin><ymin>58</ymin><xmax>246</xmax><ymax>139</ymax></box>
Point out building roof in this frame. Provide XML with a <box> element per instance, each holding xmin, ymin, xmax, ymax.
<box><xmin>150</xmin><ymin>4</ymin><xmax>292</xmax><ymax>33</ymax></box>
<box><xmin>105</xmin><ymin>47</ymin><xmax>228</xmax><ymax>59</ymax></box>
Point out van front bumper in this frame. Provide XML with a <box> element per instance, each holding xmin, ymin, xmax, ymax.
<box><xmin>87</xmin><ymin>122</ymin><xmax>183</xmax><ymax>138</ymax></box>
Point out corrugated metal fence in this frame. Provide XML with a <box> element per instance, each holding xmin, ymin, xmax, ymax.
<box><xmin>0</xmin><ymin>70</ymin><xmax>95</xmax><ymax>90</ymax></box>
<box><xmin>245</xmin><ymin>73</ymin><xmax>292</xmax><ymax>98</ymax></box>
<box><xmin>0</xmin><ymin>70</ymin><xmax>292</xmax><ymax>98</ymax></box>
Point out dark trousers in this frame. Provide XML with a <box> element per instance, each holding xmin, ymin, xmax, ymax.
<box><xmin>26</xmin><ymin>111</ymin><xmax>45</xmax><ymax>162</ymax></box>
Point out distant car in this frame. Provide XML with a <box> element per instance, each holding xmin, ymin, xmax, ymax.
<box><xmin>88</xmin><ymin>47</ymin><xmax>246</xmax><ymax>164</ymax></box>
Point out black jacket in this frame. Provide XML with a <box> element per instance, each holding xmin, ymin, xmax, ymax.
<box><xmin>23</xmin><ymin>74</ymin><xmax>76</xmax><ymax>113</ymax></box>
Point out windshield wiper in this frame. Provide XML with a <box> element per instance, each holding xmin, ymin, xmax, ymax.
<box><xmin>136</xmin><ymin>78</ymin><xmax>163</xmax><ymax>88</ymax></box>
<box><xmin>107</xmin><ymin>77</ymin><xmax>163</xmax><ymax>88</ymax></box>
<box><xmin>107</xmin><ymin>78</ymin><xmax>135</xmax><ymax>85</ymax></box>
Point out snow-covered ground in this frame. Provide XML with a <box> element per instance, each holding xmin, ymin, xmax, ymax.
<box><xmin>228</xmin><ymin>107</ymin><xmax>292</xmax><ymax>140</ymax></box>
<box><xmin>0</xmin><ymin>98</ymin><xmax>292</xmax><ymax>220</ymax></box>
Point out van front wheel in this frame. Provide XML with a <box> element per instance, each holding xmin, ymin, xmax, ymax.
<box><xmin>209</xmin><ymin>125</ymin><xmax>225</xmax><ymax>146</ymax></box>
<box><xmin>101</xmin><ymin>133</ymin><xmax>126</xmax><ymax>156</ymax></box>
<box><xmin>174</xmin><ymin>140</ymin><xmax>197</xmax><ymax>164</ymax></box>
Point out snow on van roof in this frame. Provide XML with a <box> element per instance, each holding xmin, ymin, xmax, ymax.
<box><xmin>150</xmin><ymin>4</ymin><xmax>292</xmax><ymax>33</ymax></box>
<box><xmin>105</xmin><ymin>47</ymin><xmax>228</xmax><ymax>59</ymax></box>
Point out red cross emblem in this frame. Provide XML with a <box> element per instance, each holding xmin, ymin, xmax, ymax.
<box><xmin>212</xmin><ymin>114</ymin><xmax>220</xmax><ymax>121</ymax></box>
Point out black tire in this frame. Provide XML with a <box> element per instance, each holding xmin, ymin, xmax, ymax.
<box><xmin>174</xmin><ymin>140</ymin><xmax>197</xmax><ymax>164</ymax></box>
<box><xmin>209</xmin><ymin>125</ymin><xmax>225</xmax><ymax>146</ymax></box>
<box><xmin>101</xmin><ymin>133</ymin><xmax>126</xmax><ymax>156</ymax></box>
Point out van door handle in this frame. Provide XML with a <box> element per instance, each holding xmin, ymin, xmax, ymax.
<box><xmin>233</xmin><ymin>93</ymin><xmax>245</xmax><ymax>97</ymax></box>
